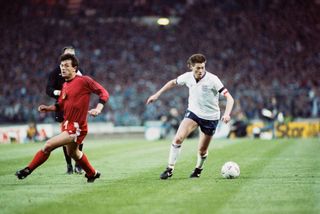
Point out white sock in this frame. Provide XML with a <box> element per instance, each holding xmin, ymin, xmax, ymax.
<box><xmin>168</xmin><ymin>143</ymin><xmax>182</xmax><ymax>169</ymax></box>
<box><xmin>196</xmin><ymin>153</ymin><xmax>208</xmax><ymax>169</ymax></box>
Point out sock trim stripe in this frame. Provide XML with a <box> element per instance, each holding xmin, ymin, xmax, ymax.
<box><xmin>171</xmin><ymin>143</ymin><xmax>181</xmax><ymax>148</ymax></box>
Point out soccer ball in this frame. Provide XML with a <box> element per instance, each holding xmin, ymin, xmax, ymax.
<box><xmin>221</xmin><ymin>161</ymin><xmax>240</xmax><ymax>179</ymax></box>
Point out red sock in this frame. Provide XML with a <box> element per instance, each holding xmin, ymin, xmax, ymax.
<box><xmin>76</xmin><ymin>153</ymin><xmax>95</xmax><ymax>177</ymax></box>
<box><xmin>28</xmin><ymin>150</ymin><xmax>50</xmax><ymax>171</ymax></box>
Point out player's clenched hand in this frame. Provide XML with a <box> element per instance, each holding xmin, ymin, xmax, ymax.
<box><xmin>38</xmin><ymin>105</ymin><xmax>47</xmax><ymax>112</ymax></box>
<box><xmin>88</xmin><ymin>108</ymin><xmax>101</xmax><ymax>117</ymax></box>
<box><xmin>38</xmin><ymin>105</ymin><xmax>56</xmax><ymax>112</ymax></box>
<box><xmin>146</xmin><ymin>94</ymin><xmax>159</xmax><ymax>104</ymax></box>
<box><xmin>221</xmin><ymin>114</ymin><xmax>231</xmax><ymax>124</ymax></box>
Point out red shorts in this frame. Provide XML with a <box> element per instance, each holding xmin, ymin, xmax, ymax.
<box><xmin>61</xmin><ymin>120</ymin><xmax>88</xmax><ymax>144</ymax></box>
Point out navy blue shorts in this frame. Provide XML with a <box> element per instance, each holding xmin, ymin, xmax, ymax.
<box><xmin>184</xmin><ymin>110</ymin><xmax>219</xmax><ymax>136</ymax></box>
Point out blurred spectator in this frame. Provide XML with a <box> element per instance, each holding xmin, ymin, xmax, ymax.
<box><xmin>228</xmin><ymin>100</ymin><xmax>248</xmax><ymax>138</ymax></box>
<box><xmin>161</xmin><ymin>107</ymin><xmax>181</xmax><ymax>137</ymax></box>
<box><xmin>26</xmin><ymin>122</ymin><xmax>39</xmax><ymax>142</ymax></box>
<box><xmin>229</xmin><ymin>112</ymin><xmax>248</xmax><ymax>138</ymax></box>
<box><xmin>0</xmin><ymin>0</ymin><xmax>319</xmax><ymax>126</ymax></box>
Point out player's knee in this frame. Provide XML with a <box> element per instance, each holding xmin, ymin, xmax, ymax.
<box><xmin>43</xmin><ymin>143</ymin><xmax>53</xmax><ymax>154</ymax></box>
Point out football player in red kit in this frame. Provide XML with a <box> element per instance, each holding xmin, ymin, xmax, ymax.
<box><xmin>15</xmin><ymin>53</ymin><xmax>109</xmax><ymax>183</ymax></box>
<box><xmin>46</xmin><ymin>46</ymin><xmax>86</xmax><ymax>174</ymax></box>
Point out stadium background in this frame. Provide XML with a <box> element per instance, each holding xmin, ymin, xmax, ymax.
<box><xmin>0</xmin><ymin>0</ymin><xmax>319</xmax><ymax>126</ymax></box>
<box><xmin>0</xmin><ymin>1</ymin><xmax>319</xmax><ymax>214</ymax></box>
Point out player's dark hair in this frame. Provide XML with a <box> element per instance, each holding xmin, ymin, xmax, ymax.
<box><xmin>60</xmin><ymin>53</ymin><xmax>79</xmax><ymax>68</ymax></box>
<box><xmin>62</xmin><ymin>46</ymin><xmax>75</xmax><ymax>53</ymax></box>
<box><xmin>187</xmin><ymin>54</ymin><xmax>206</xmax><ymax>69</ymax></box>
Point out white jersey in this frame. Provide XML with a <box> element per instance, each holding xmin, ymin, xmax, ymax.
<box><xmin>176</xmin><ymin>71</ymin><xmax>226</xmax><ymax>120</ymax></box>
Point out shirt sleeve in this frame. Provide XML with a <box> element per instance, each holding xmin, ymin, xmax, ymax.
<box><xmin>176</xmin><ymin>72</ymin><xmax>189</xmax><ymax>86</ymax></box>
<box><xmin>85</xmin><ymin>76</ymin><xmax>109</xmax><ymax>104</ymax></box>
<box><xmin>213</xmin><ymin>75</ymin><xmax>225</xmax><ymax>93</ymax></box>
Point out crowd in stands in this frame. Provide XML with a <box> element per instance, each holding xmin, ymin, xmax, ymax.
<box><xmin>0</xmin><ymin>0</ymin><xmax>319</xmax><ymax>125</ymax></box>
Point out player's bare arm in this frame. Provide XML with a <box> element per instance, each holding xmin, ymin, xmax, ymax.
<box><xmin>146</xmin><ymin>79</ymin><xmax>177</xmax><ymax>104</ymax></box>
<box><xmin>38</xmin><ymin>104</ymin><xmax>57</xmax><ymax>112</ymax></box>
<box><xmin>88</xmin><ymin>103</ymin><xmax>104</xmax><ymax>117</ymax></box>
<box><xmin>221</xmin><ymin>92</ymin><xmax>234</xmax><ymax>123</ymax></box>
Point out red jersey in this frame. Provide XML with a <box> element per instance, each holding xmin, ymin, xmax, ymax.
<box><xmin>58</xmin><ymin>75</ymin><xmax>109</xmax><ymax>126</ymax></box>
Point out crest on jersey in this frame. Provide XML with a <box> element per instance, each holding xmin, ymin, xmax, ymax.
<box><xmin>202</xmin><ymin>85</ymin><xmax>216</xmax><ymax>94</ymax></box>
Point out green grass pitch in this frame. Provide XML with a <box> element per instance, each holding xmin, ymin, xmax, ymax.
<box><xmin>0</xmin><ymin>137</ymin><xmax>319</xmax><ymax>214</ymax></box>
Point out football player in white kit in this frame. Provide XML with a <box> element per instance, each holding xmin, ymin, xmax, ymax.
<box><xmin>147</xmin><ymin>53</ymin><xmax>234</xmax><ymax>179</ymax></box>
